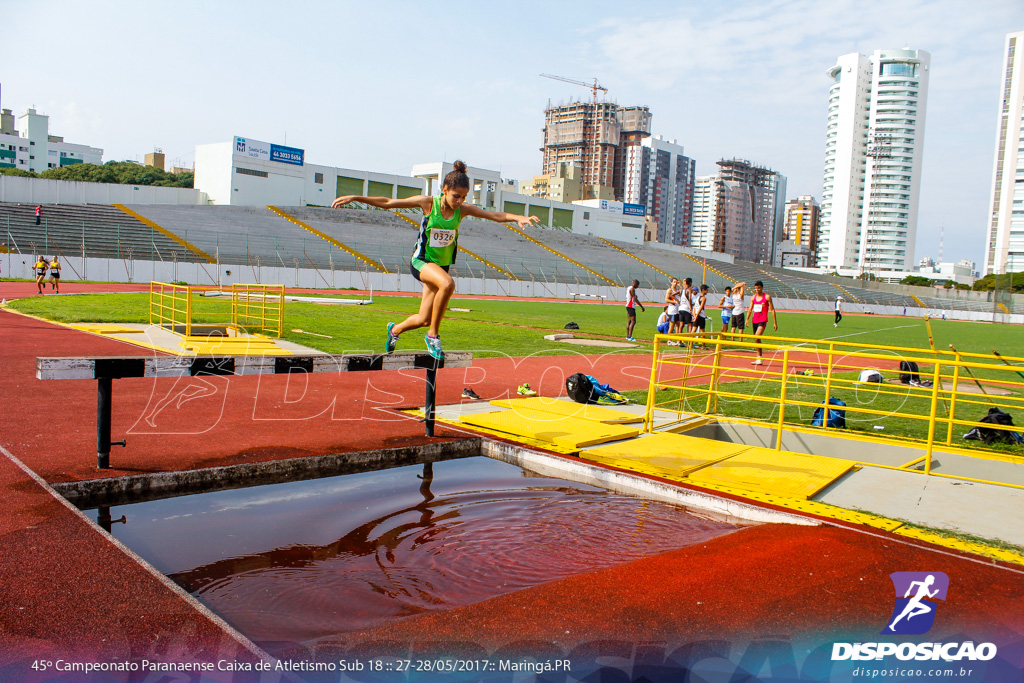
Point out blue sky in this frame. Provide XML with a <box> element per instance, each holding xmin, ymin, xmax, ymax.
<box><xmin>5</xmin><ymin>0</ymin><xmax>1023</xmax><ymax>267</ymax></box>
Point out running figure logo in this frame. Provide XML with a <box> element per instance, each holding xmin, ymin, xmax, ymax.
<box><xmin>882</xmin><ymin>572</ymin><xmax>949</xmax><ymax>635</ymax></box>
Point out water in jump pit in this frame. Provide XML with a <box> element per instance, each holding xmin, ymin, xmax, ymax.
<box><xmin>85</xmin><ymin>456</ymin><xmax>740</xmax><ymax>654</ymax></box>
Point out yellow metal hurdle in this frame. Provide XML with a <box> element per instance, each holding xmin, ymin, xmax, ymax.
<box><xmin>149</xmin><ymin>282</ymin><xmax>285</xmax><ymax>338</ymax></box>
<box><xmin>643</xmin><ymin>331</ymin><xmax>1024</xmax><ymax>487</ymax></box>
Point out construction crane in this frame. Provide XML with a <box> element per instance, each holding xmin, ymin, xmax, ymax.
<box><xmin>539</xmin><ymin>73</ymin><xmax>607</xmax><ymax>104</ymax></box>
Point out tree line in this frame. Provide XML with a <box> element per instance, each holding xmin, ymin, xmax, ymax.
<box><xmin>0</xmin><ymin>161</ymin><xmax>193</xmax><ymax>188</ymax></box>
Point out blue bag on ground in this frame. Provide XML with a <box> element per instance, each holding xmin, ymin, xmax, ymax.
<box><xmin>812</xmin><ymin>397</ymin><xmax>846</xmax><ymax>428</ymax></box>
<box><xmin>584</xmin><ymin>374</ymin><xmax>629</xmax><ymax>405</ymax></box>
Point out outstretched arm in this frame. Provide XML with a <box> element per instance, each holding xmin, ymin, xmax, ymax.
<box><xmin>331</xmin><ymin>194</ymin><xmax>432</xmax><ymax>212</ymax></box>
<box><xmin>460</xmin><ymin>204</ymin><xmax>539</xmax><ymax>228</ymax></box>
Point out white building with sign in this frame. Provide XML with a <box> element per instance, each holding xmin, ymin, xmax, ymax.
<box><xmin>194</xmin><ymin>136</ymin><xmax>425</xmax><ymax>207</ymax></box>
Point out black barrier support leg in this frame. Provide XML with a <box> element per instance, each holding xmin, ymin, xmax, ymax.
<box><xmin>97</xmin><ymin>377</ymin><xmax>112</xmax><ymax>469</ymax></box>
<box><xmin>425</xmin><ymin>364</ymin><xmax>437</xmax><ymax>437</ymax></box>
<box><xmin>96</xmin><ymin>377</ymin><xmax>126</xmax><ymax>469</ymax></box>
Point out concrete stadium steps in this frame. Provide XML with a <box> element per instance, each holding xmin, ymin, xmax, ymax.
<box><xmin>9</xmin><ymin>202</ymin><xmax>998</xmax><ymax>315</ymax></box>
<box><xmin>916</xmin><ymin>295</ymin><xmax>995</xmax><ymax>313</ymax></box>
<box><xmin>849</xmin><ymin>288</ymin><xmax>921</xmax><ymax>308</ymax></box>
<box><xmin>679</xmin><ymin>256</ymin><xmax>804</xmax><ymax>299</ymax></box>
<box><xmin>0</xmin><ymin>202</ymin><xmax>188</xmax><ymax>262</ymax></box>
<box><xmin>456</xmin><ymin>219</ymin><xmax>610</xmax><ymax>285</ymax></box>
<box><xmin>518</xmin><ymin>228</ymin><xmax>670</xmax><ymax>289</ymax></box>
<box><xmin>604</xmin><ymin>241</ymin><xmax>732</xmax><ymax>291</ymax></box>
<box><xmin>284</xmin><ymin>206</ymin><xmax>580</xmax><ymax>282</ymax></box>
<box><xmin>126</xmin><ymin>204</ymin><xmax>368</xmax><ymax>271</ymax></box>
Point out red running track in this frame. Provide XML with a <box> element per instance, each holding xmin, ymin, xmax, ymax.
<box><xmin>1</xmin><ymin>286</ymin><xmax>1022</xmax><ymax>674</ymax></box>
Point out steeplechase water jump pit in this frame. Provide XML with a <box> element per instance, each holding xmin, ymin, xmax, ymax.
<box><xmin>66</xmin><ymin>439</ymin><xmax>796</xmax><ymax>662</ymax></box>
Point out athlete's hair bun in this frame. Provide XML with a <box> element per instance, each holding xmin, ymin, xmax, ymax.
<box><xmin>443</xmin><ymin>160</ymin><xmax>470</xmax><ymax>190</ymax></box>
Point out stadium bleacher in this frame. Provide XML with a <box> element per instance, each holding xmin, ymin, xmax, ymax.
<box><xmin>0</xmin><ymin>201</ymin><xmax>1002</xmax><ymax>315</ymax></box>
<box><xmin>0</xmin><ymin>202</ymin><xmax>187</xmax><ymax>263</ymax></box>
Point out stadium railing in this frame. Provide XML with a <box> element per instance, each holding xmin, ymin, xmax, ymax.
<box><xmin>644</xmin><ymin>331</ymin><xmax>1024</xmax><ymax>487</ymax></box>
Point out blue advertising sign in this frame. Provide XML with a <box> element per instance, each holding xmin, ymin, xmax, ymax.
<box><xmin>623</xmin><ymin>203</ymin><xmax>646</xmax><ymax>217</ymax></box>
<box><xmin>270</xmin><ymin>144</ymin><xmax>305</xmax><ymax>166</ymax></box>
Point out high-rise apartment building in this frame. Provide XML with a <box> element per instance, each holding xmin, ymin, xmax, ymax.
<box><xmin>819</xmin><ymin>48</ymin><xmax>929</xmax><ymax>272</ymax></box>
<box><xmin>784</xmin><ymin>195</ymin><xmax>820</xmax><ymax>259</ymax></box>
<box><xmin>541</xmin><ymin>101</ymin><xmax>651</xmax><ymax>200</ymax></box>
<box><xmin>623</xmin><ymin>135</ymin><xmax>696</xmax><ymax>246</ymax></box>
<box><xmin>984</xmin><ymin>31</ymin><xmax>1024</xmax><ymax>275</ymax></box>
<box><xmin>688</xmin><ymin>160</ymin><xmax>786</xmax><ymax>264</ymax></box>
<box><xmin>690</xmin><ymin>176</ymin><xmax>717</xmax><ymax>252</ymax></box>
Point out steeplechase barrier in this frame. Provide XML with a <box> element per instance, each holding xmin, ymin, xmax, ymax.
<box><xmin>37</xmin><ymin>351</ymin><xmax>471</xmax><ymax>469</ymax></box>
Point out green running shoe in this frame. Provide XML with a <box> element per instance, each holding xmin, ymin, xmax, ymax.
<box><xmin>424</xmin><ymin>334</ymin><xmax>444</xmax><ymax>360</ymax></box>
<box><xmin>385</xmin><ymin>322</ymin><xmax>399</xmax><ymax>354</ymax></box>
<box><xmin>517</xmin><ymin>383</ymin><xmax>538</xmax><ymax>397</ymax></box>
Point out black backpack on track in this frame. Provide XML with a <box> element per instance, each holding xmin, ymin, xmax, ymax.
<box><xmin>565</xmin><ymin>373</ymin><xmax>594</xmax><ymax>404</ymax></box>
<box><xmin>899</xmin><ymin>360</ymin><xmax>920</xmax><ymax>384</ymax></box>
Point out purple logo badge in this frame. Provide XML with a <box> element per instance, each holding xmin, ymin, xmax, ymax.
<box><xmin>882</xmin><ymin>572</ymin><xmax>949</xmax><ymax>635</ymax></box>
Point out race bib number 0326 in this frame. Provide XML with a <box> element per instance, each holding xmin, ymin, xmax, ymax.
<box><xmin>430</xmin><ymin>229</ymin><xmax>455</xmax><ymax>248</ymax></box>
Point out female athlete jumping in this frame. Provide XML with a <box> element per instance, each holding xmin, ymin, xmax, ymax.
<box><xmin>331</xmin><ymin>161</ymin><xmax>538</xmax><ymax>359</ymax></box>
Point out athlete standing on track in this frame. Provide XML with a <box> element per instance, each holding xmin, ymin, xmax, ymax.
<box><xmin>625</xmin><ymin>279</ymin><xmax>645</xmax><ymax>342</ymax></box>
<box><xmin>749</xmin><ymin>280</ymin><xmax>777</xmax><ymax>366</ymax></box>
<box><xmin>664</xmin><ymin>278</ymin><xmax>681</xmax><ymax>339</ymax></box>
<box><xmin>331</xmin><ymin>160</ymin><xmax>539</xmax><ymax>359</ymax></box>
<box><xmin>48</xmin><ymin>256</ymin><xmax>61</xmax><ymax>293</ymax></box>
<box><xmin>719</xmin><ymin>286</ymin><xmax>734</xmax><ymax>332</ymax></box>
<box><xmin>834</xmin><ymin>295</ymin><xmax>843</xmax><ymax>327</ymax></box>
<box><xmin>730</xmin><ymin>282</ymin><xmax>747</xmax><ymax>333</ymax></box>
<box><xmin>34</xmin><ymin>256</ymin><xmax>48</xmax><ymax>294</ymax></box>
<box><xmin>679</xmin><ymin>277</ymin><xmax>694</xmax><ymax>333</ymax></box>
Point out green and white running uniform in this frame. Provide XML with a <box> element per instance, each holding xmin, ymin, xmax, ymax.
<box><xmin>411</xmin><ymin>195</ymin><xmax>462</xmax><ymax>278</ymax></box>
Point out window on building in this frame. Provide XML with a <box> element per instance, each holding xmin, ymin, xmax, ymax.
<box><xmin>314</xmin><ymin>172</ymin><xmax>324</xmax><ymax>184</ymax></box>
<box><xmin>881</xmin><ymin>62</ymin><xmax>916</xmax><ymax>77</ymax></box>
<box><xmin>29</xmin><ymin>141</ymin><xmax>35</xmax><ymax>145</ymax></box>
<box><xmin>236</xmin><ymin>167</ymin><xmax>269</xmax><ymax>178</ymax></box>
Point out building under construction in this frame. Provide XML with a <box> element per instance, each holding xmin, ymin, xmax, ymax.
<box><xmin>540</xmin><ymin>101</ymin><xmax>651</xmax><ymax>201</ymax></box>
<box><xmin>692</xmin><ymin>159</ymin><xmax>787</xmax><ymax>264</ymax></box>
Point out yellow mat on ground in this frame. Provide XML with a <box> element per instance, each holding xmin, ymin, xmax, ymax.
<box><xmin>183</xmin><ymin>336</ymin><xmax>291</xmax><ymax>356</ymax></box>
<box><xmin>489</xmin><ymin>397</ymin><xmax>643</xmax><ymax>424</ymax></box>
<box><xmin>460</xmin><ymin>407</ymin><xmax>639</xmax><ymax>449</ymax></box>
<box><xmin>686</xmin><ymin>448</ymin><xmax>857</xmax><ymax>499</ymax></box>
<box><xmin>581</xmin><ymin>432</ymin><xmax>751</xmax><ymax>480</ymax></box>
<box><xmin>70</xmin><ymin>323</ymin><xmax>146</xmax><ymax>334</ymax></box>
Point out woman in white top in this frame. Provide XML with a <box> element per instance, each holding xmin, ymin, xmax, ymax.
<box><xmin>731</xmin><ymin>282</ymin><xmax>747</xmax><ymax>332</ymax></box>
<box><xmin>664</xmin><ymin>278</ymin><xmax>681</xmax><ymax>335</ymax></box>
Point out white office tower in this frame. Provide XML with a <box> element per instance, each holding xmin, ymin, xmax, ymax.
<box><xmin>984</xmin><ymin>31</ymin><xmax>1024</xmax><ymax>275</ymax></box>
<box><xmin>623</xmin><ymin>135</ymin><xmax>696</xmax><ymax>246</ymax></box>
<box><xmin>819</xmin><ymin>48</ymin><xmax>930</xmax><ymax>272</ymax></box>
<box><xmin>690</xmin><ymin>176</ymin><xmax>718</xmax><ymax>252</ymax></box>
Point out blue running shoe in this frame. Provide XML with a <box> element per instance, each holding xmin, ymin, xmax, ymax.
<box><xmin>385</xmin><ymin>322</ymin><xmax>399</xmax><ymax>354</ymax></box>
<box><xmin>424</xmin><ymin>334</ymin><xmax>444</xmax><ymax>360</ymax></box>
